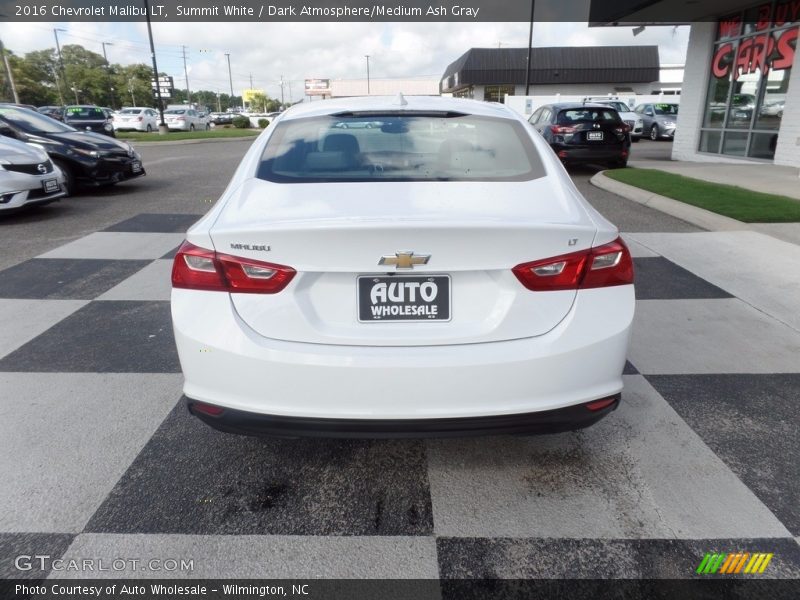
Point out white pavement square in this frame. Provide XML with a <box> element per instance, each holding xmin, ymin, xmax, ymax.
<box><xmin>97</xmin><ymin>260</ymin><xmax>174</xmax><ymax>302</ymax></box>
<box><xmin>425</xmin><ymin>375</ymin><xmax>790</xmax><ymax>539</ymax></box>
<box><xmin>628</xmin><ymin>231</ymin><xmax>800</xmax><ymax>332</ymax></box>
<box><xmin>0</xmin><ymin>373</ymin><xmax>183</xmax><ymax>533</ymax></box>
<box><xmin>53</xmin><ymin>534</ymin><xmax>440</xmax><ymax>579</ymax></box>
<box><xmin>37</xmin><ymin>233</ymin><xmax>185</xmax><ymax>261</ymax></box>
<box><xmin>0</xmin><ymin>299</ymin><xmax>87</xmax><ymax>359</ymax></box>
<box><xmin>630</xmin><ymin>298</ymin><xmax>800</xmax><ymax>374</ymax></box>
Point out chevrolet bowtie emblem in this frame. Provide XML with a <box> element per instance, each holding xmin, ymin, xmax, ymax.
<box><xmin>379</xmin><ymin>251</ymin><xmax>430</xmax><ymax>270</ymax></box>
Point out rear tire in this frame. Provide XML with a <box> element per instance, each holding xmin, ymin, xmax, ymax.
<box><xmin>631</xmin><ymin>136</ymin><xmax>640</xmax><ymax>143</ymax></box>
<box><xmin>649</xmin><ymin>124</ymin><xmax>660</xmax><ymax>141</ymax></box>
<box><xmin>146</xmin><ymin>124</ymin><xmax>152</xmax><ymax>132</ymax></box>
<box><xmin>53</xmin><ymin>159</ymin><xmax>76</xmax><ymax>197</ymax></box>
<box><xmin>189</xmin><ymin>124</ymin><xmax>195</xmax><ymax>132</ymax></box>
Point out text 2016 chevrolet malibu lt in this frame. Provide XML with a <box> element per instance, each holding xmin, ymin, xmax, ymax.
<box><xmin>171</xmin><ymin>95</ymin><xmax>635</xmax><ymax>438</ymax></box>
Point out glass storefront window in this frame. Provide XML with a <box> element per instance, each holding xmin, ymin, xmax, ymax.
<box><xmin>700</xmin><ymin>1</ymin><xmax>797</xmax><ymax>161</ymax></box>
<box><xmin>483</xmin><ymin>85</ymin><xmax>515</xmax><ymax>103</ymax></box>
<box><xmin>699</xmin><ymin>130</ymin><xmax>722</xmax><ymax>153</ymax></box>
<box><xmin>748</xmin><ymin>132</ymin><xmax>780</xmax><ymax>158</ymax></box>
<box><xmin>722</xmin><ymin>132</ymin><xmax>749</xmax><ymax>156</ymax></box>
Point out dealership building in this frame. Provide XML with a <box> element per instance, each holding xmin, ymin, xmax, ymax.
<box><xmin>440</xmin><ymin>46</ymin><xmax>662</xmax><ymax>101</ymax></box>
<box><xmin>592</xmin><ymin>0</ymin><xmax>799</xmax><ymax>166</ymax></box>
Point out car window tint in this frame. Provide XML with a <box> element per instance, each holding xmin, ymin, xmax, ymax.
<box><xmin>558</xmin><ymin>109</ymin><xmax>621</xmax><ymax>124</ymax></box>
<box><xmin>257</xmin><ymin>113</ymin><xmax>546</xmax><ymax>183</ymax></box>
<box><xmin>65</xmin><ymin>107</ymin><xmax>105</xmax><ymax>119</ymax></box>
<box><xmin>0</xmin><ymin>106</ymin><xmax>75</xmax><ymax>133</ymax></box>
<box><xmin>654</xmin><ymin>104</ymin><xmax>679</xmax><ymax>115</ymax></box>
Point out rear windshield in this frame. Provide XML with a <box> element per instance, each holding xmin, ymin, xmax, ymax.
<box><xmin>558</xmin><ymin>108</ymin><xmax>621</xmax><ymax>125</ymax></box>
<box><xmin>256</xmin><ymin>113</ymin><xmax>545</xmax><ymax>183</ymax></box>
<box><xmin>165</xmin><ymin>109</ymin><xmax>185</xmax><ymax>115</ymax></box>
<box><xmin>654</xmin><ymin>104</ymin><xmax>679</xmax><ymax>115</ymax></box>
<box><xmin>120</xmin><ymin>108</ymin><xmax>143</xmax><ymax>115</ymax></box>
<box><xmin>65</xmin><ymin>107</ymin><xmax>105</xmax><ymax>119</ymax></box>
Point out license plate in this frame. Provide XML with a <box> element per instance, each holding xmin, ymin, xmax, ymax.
<box><xmin>131</xmin><ymin>161</ymin><xmax>142</xmax><ymax>173</ymax></box>
<box><xmin>42</xmin><ymin>178</ymin><xmax>59</xmax><ymax>193</ymax></box>
<box><xmin>358</xmin><ymin>275</ymin><xmax>450</xmax><ymax>322</ymax></box>
<box><xmin>587</xmin><ymin>131</ymin><xmax>604</xmax><ymax>140</ymax></box>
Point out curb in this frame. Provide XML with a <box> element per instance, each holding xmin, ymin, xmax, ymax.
<box><xmin>590</xmin><ymin>170</ymin><xmax>749</xmax><ymax>232</ymax></box>
<box><xmin>123</xmin><ymin>135</ymin><xmax>260</xmax><ymax>148</ymax></box>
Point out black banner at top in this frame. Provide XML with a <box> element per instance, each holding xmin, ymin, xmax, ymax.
<box><xmin>0</xmin><ymin>0</ymin><xmax>782</xmax><ymax>23</ymax></box>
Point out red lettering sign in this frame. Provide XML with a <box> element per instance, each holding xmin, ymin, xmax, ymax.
<box><xmin>773</xmin><ymin>26</ymin><xmax>798</xmax><ymax>70</ymax></box>
<box><xmin>712</xmin><ymin>43</ymin><xmax>735</xmax><ymax>78</ymax></box>
<box><xmin>774</xmin><ymin>0</ymin><xmax>800</xmax><ymax>26</ymax></box>
<box><xmin>756</xmin><ymin>3</ymin><xmax>773</xmax><ymax>30</ymax></box>
<box><xmin>718</xmin><ymin>18</ymin><xmax>742</xmax><ymax>39</ymax></box>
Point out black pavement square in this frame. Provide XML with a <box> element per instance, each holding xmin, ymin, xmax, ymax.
<box><xmin>0</xmin><ymin>532</ymin><xmax>75</xmax><ymax>579</ymax></box>
<box><xmin>648</xmin><ymin>374</ymin><xmax>800</xmax><ymax>536</ymax></box>
<box><xmin>104</xmin><ymin>213</ymin><xmax>203</xmax><ymax>233</ymax></box>
<box><xmin>633</xmin><ymin>257</ymin><xmax>732</xmax><ymax>300</ymax></box>
<box><xmin>624</xmin><ymin>360</ymin><xmax>639</xmax><ymax>375</ymax></box>
<box><xmin>0</xmin><ymin>301</ymin><xmax>179</xmax><ymax>373</ymax></box>
<box><xmin>0</xmin><ymin>259</ymin><xmax>150</xmax><ymax>300</ymax></box>
<box><xmin>85</xmin><ymin>399</ymin><xmax>434</xmax><ymax>536</ymax></box>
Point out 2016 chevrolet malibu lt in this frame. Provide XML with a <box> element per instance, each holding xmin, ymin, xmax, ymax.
<box><xmin>171</xmin><ymin>96</ymin><xmax>635</xmax><ymax>438</ymax></box>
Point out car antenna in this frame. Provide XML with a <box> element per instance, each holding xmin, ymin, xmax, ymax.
<box><xmin>393</xmin><ymin>92</ymin><xmax>408</xmax><ymax>107</ymax></box>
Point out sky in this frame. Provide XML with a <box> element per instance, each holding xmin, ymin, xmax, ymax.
<box><xmin>1</xmin><ymin>21</ymin><xmax>689</xmax><ymax>102</ymax></box>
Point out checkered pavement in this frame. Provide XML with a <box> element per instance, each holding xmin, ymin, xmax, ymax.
<box><xmin>1</xmin><ymin>214</ymin><xmax>798</xmax><ymax>583</ymax></box>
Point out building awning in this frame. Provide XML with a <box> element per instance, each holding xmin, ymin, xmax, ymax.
<box><xmin>440</xmin><ymin>46</ymin><xmax>660</xmax><ymax>93</ymax></box>
<box><xmin>588</xmin><ymin>0</ymin><xmax>761</xmax><ymax>25</ymax></box>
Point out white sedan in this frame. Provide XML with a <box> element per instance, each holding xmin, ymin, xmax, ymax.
<box><xmin>113</xmin><ymin>107</ymin><xmax>159</xmax><ymax>132</ymax></box>
<box><xmin>171</xmin><ymin>95</ymin><xmax>635</xmax><ymax>437</ymax></box>
<box><xmin>0</xmin><ymin>135</ymin><xmax>66</xmax><ymax>212</ymax></box>
<box><xmin>163</xmin><ymin>108</ymin><xmax>208</xmax><ymax>131</ymax></box>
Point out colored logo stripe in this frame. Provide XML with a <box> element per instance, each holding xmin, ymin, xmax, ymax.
<box><xmin>697</xmin><ymin>552</ymin><xmax>774</xmax><ymax>575</ymax></box>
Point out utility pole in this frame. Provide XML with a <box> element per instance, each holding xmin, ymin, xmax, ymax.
<box><xmin>0</xmin><ymin>38</ymin><xmax>20</xmax><ymax>103</ymax></box>
<box><xmin>53</xmin><ymin>28</ymin><xmax>70</xmax><ymax>104</ymax></box>
<box><xmin>524</xmin><ymin>0</ymin><xmax>535</xmax><ymax>95</ymax></box>
<box><xmin>101</xmin><ymin>42</ymin><xmax>116</xmax><ymax>109</ymax></box>
<box><xmin>364</xmin><ymin>55</ymin><xmax>370</xmax><ymax>95</ymax></box>
<box><xmin>144</xmin><ymin>0</ymin><xmax>166</xmax><ymax>131</ymax></box>
<box><xmin>224</xmin><ymin>53</ymin><xmax>233</xmax><ymax>109</ymax></box>
<box><xmin>181</xmin><ymin>45</ymin><xmax>191</xmax><ymax>104</ymax></box>
<box><xmin>128</xmin><ymin>79</ymin><xmax>136</xmax><ymax>106</ymax></box>
<box><xmin>280</xmin><ymin>75</ymin><xmax>284</xmax><ymax>107</ymax></box>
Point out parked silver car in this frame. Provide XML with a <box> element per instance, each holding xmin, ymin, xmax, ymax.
<box><xmin>634</xmin><ymin>102</ymin><xmax>679</xmax><ymax>140</ymax></box>
<box><xmin>0</xmin><ymin>136</ymin><xmax>66</xmax><ymax>212</ymax></box>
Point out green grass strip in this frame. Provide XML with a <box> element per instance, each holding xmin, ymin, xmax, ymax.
<box><xmin>604</xmin><ymin>168</ymin><xmax>800</xmax><ymax>223</ymax></box>
<box><xmin>118</xmin><ymin>128</ymin><xmax>261</xmax><ymax>142</ymax></box>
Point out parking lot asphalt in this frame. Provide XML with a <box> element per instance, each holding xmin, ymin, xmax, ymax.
<box><xmin>1</xmin><ymin>139</ymin><xmax>798</xmax><ymax>586</ymax></box>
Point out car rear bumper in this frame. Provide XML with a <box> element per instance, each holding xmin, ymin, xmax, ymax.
<box><xmin>171</xmin><ymin>284</ymin><xmax>634</xmax><ymax>431</ymax></box>
<box><xmin>551</xmin><ymin>145</ymin><xmax>628</xmax><ymax>163</ymax></box>
<box><xmin>187</xmin><ymin>394</ymin><xmax>621</xmax><ymax>438</ymax></box>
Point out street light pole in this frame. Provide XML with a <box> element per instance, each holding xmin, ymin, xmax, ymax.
<box><xmin>364</xmin><ymin>55</ymin><xmax>370</xmax><ymax>95</ymax></box>
<box><xmin>0</xmin><ymin>38</ymin><xmax>20</xmax><ymax>103</ymax></box>
<box><xmin>182</xmin><ymin>45</ymin><xmax>191</xmax><ymax>104</ymax></box>
<box><xmin>143</xmin><ymin>0</ymin><xmax>166</xmax><ymax>131</ymax></box>
<box><xmin>53</xmin><ymin>28</ymin><xmax>70</xmax><ymax>104</ymax></box>
<box><xmin>225</xmin><ymin>53</ymin><xmax>234</xmax><ymax>109</ymax></box>
<box><xmin>101</xmin><ymin>41</ymin><xmax>116</xmax><ymax>109</ymax></box>
<box><xmin>524</xmin><ymin>0</ymin><xmax>535</xmax><ymax>95</ymax></box>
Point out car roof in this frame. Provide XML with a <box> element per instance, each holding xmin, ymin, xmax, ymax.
<box><xmin>539</xmin><ymin>102</ymin><xmax>622</xmax><ymax>110</ymax></box>
<box><xmin>280</xmin><ymin>95</ymin><xmax>517</xmax><ymax>121</ymax></box>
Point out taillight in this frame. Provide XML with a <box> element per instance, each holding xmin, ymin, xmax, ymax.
<box><xmin>615</xmin><ymin>123</ymin><xmax>631</xmax><ymax>134</ymax></box>
<box><xmin>550</xmin><ymin>125</ymin><xmax>576</xmax><ymax>135</ymax></box>
<box><xmin>171</xmin><ymin>241</ymin><xmax>295</xmax><ymax>294</ymax></box>
<box><xmin>512</xmin><ymin>237</ymin><xmax>633</xmax><ymax>291</ymax></box>
<box><xmin>137</xmin><ymin>116</ymin><xmax>143</xmax><ymax>121</ymax></box>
